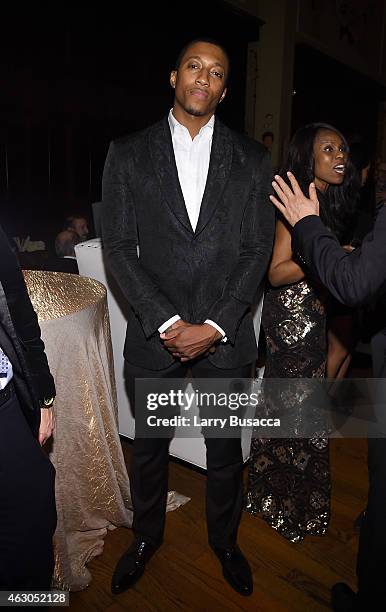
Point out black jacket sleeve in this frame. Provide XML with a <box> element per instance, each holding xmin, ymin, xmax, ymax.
<box><xmin>291</xmin><ymin>206</ymin><xmax>386</xmax><ymax>307</ymax></box>
<box><xmin>0</xmin><ymin>225</ymin><xmax>55</xmax><ymax>400</ymax></box>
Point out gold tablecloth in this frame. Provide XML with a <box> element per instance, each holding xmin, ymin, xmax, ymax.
<box><xmin>24</xmin><ymin>271</ymin><xmax>189</xmax><ymax>591</ymax></box>
<box><xmin>24</xmin><ymin>270</ymin><xmax>132</xmax><ymax>591</ymax></box>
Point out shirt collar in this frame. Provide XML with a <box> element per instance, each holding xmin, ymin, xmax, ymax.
<box><xmin>168</xmin><ymin>109</ymin><xmax>215</xmax><ymax>140</ymax></box>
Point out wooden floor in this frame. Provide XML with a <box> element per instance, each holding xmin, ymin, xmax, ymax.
<box><xmin>69</xmin><ymin>434</ymin><xmax>368</xmax><ymax>611</ymax></box>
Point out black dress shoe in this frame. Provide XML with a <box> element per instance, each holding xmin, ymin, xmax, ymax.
<box><xmin>212</xmin><ymin>544</ymin><xmax>253</xmax><ymax>596</ymax></box>
<box><xmin>111</xmin><ymin>539</ymin><xmax>159</xmax><ymax>594</ymax></box>
<box><xmin>331</xmin><ymin>582</ymin><xmax>357</xmax><ymax>611</ymax></box>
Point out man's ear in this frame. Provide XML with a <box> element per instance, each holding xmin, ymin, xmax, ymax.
<box><xmin>170</xmin><ymin>71</ymin><xmax>177</xmax><ymax>89</ymax></box>
<box><xmin>219</xmin><ymin>87</ymin><xmax>227</xmax><ymax>103</ymax></box>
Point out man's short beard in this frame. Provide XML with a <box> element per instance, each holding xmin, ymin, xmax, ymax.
<box><xmin>185</xmin><ymin>105</ymin><xmax>207</xmax><ymax>117</ymax></box>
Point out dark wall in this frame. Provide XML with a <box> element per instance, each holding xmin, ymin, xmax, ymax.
<box><xmin>0</xmin><ymin>1</ymin><xmax>260</xmax><ymax>245</ymax></box>
<box><xmin>292</xmin><ymin>44</ymin><xmax>384</xmax><ymax>154</ymax></box>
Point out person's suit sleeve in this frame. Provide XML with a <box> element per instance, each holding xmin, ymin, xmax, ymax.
<box><xmin>292</xmin><ymin>206</ymin><xmax>386</xmax><ymax>306</ymax></box>
<box><xmin>0</xmin><ymin>225</ymin><xmax>55</xmax><ymax>400</ymax></box>
<box><xmin>101</xmin><ymin>140</ymin><xmax>178</xmax><ymax>339</ymax></box>
<box><xmin>206</xmin><ymin>150</ymin><xmax>275</xmax><ymax>344</ymax></box>
<box><xmin>9</xmin><ymin>285</ymin><xmax>56</xmax><ymax>400</ymax></box>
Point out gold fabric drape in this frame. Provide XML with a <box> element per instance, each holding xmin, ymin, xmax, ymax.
<box><xmin>25</xmin><ymin>270</ymin><xmax>132</xmax><ymax>590</ymax></box>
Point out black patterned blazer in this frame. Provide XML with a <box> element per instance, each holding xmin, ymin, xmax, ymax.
<box><xmin>102</xmin><ymin>116</ymin><xmax>275</xmax><ymax>370</ymax></box>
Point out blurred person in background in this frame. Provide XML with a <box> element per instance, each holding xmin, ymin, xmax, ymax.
<box><xmin>64</xmin><ymin>215</ymin><xmax>89</xmax><ymax>242</ymax></box>
<box><xmin>262</xmin><ymin>131</ymin><xmax>274</xmax><ymax>153</ymax></box>
<box><xmin>42</xmin><ymin>230</ymin><xmax>80</xmax><ymax>274</ymax></box>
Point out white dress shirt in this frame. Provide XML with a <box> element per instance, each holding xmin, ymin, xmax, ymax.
<box><xmin>158</xmin><ymin>111</ymin><xmax>226</xmax><ymax>340</ymax></box>
<box><xmin>168</xmin><ymin>109</ymin><xmax>214</xmax><ymax>232</ymax></box>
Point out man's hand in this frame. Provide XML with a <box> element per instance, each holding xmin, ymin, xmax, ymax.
<box><xmin>38</xmin><ymin>407</ymin><xmax>54</xmax><ymax>446</ymax></box>
<box><xmin>162</xmin><ymin>319</ymin><xmax>186</xmax><ymax>334</ymax></box>
<box><xmin>160</xmin><ymin>322</ymin><xmax>222</xmax><ymax>362</ymax></box>
<box><xmin>270</xmin><ymin>172</ymin><xmax>320</xmax><ymax>227</ymax></box>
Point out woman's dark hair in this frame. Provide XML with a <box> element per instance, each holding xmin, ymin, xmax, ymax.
<box><xmin>349</xmin><ymin>142</ymin><xmax>371</xmax><ymax>173</ymax></box>
<box><xmin>280</xmin><ymin>122</ymin><xmax>360</xmax><ymax>243</ymax></box>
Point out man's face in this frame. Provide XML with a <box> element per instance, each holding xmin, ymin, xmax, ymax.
<box><xmin>170</xmin><ymin>42</ymin><xmax>228</xmax><ymax>120</ymax></box>
<box><xmin>72</xmin><ymin>218</ymin><xmax>88</xmax><ymax>241</ymax></box>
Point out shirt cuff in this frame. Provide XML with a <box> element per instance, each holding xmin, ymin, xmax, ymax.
<box><xmin>158</xmin><ymin>315</ymin><xmax>181</xmax><ymax>334</ymax></box>
<box><xmin>204</xmin><ymin>319</ymin><xmax>227</xmax><ymax>343</ymax></box>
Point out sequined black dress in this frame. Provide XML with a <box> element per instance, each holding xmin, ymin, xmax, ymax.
<box><xmin>245</xmin><ymin>279</ymin><xmax>330</xmax><ymax>542</ymax></box>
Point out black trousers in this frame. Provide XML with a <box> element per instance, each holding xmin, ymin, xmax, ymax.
<box><xmin>125</xmin><ymin>358</ymin><xmax>252</xmax><ymax>549</ymax></box>
<box><xmin>356</xmin><ymin>437</ymin><xmax>386</xmax><ymax>606</ymax></box>
<box><xmin>355</xmin><ymin>372</ymin><xmax>386</xmax><ymax>605</ymax></box>
<box><xmin>0</xmin><ymin>386</ymin><xmax>57</xmax><ymax>589</ymax></box>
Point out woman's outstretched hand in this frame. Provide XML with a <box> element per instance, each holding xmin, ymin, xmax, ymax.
<box><xmin>270</xmin><ymin>172</ymin><xmax>320</xmax><ymax>227</ymax></box>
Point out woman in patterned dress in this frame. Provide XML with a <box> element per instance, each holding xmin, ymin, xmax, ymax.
<box><xmin>246</xmin><ymin>123</ymin><xmax>359</xmax><ymax>541</ymax></box>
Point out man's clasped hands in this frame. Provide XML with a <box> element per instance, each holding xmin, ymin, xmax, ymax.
<box><xmin>160</xmin><ymin>320</ymin><xmax>222</xmax><ymax>362</ymax></box>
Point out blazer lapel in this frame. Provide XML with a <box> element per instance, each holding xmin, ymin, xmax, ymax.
<box><xmin>149</xmin><ymin>118</ymin><xmax>193</xmax><ymax>234</ymax></box>
<box><xmin>195</xmin><ymin>118</ymin><xmax>233</xmax><ymax>236</ymax></box>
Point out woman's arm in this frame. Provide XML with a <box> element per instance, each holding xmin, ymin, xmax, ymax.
<box><xmin>268</xmin><ymin>217</ymin><xmax>305</xmax><ymax>287</ymax></box>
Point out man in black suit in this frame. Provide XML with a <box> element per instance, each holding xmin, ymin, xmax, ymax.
<box><xmin>0</xmin><ymin>224</ymin><xmax>57</xmax><ymax>589</ymax></box>
<box><xmin>270</xmin><ymin>172</ymin><xmax>386</xmax><ymax>611</ymax></box>
<box><xmin>102</xmin><ymin>39</ymin><xmax>274</xmax><ymax>596</ymax></box>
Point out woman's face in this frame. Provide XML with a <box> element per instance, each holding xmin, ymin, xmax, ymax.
<box><xmin>313</xmin><ymin>129</ymin><xmax>348</xmax><ymax>192</ymax></box>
